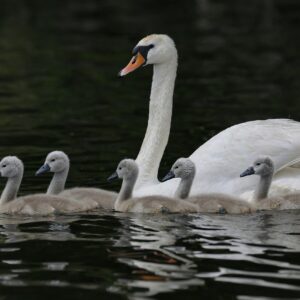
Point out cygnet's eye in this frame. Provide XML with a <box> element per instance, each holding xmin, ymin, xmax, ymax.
<box><xmin>118</xmin><ymin>167</ymin><xmax>122</xmax><ymax>170</ymax></box>
<box><xmin>2</xmin><ymin>165</ymin><xmax>6</xmax><ymax>168</ymax></box>
<box><xmin>175</xmin><ymin>166</ymin><xmax>179</xmax><ymax>169</ymax></box>
<box><xmin>51</xmin><ymin>159</ymin><xmax>55</xmax><ymax>162</ymax></box>
<box><xmin>256</xmin><ymin>163</ymin><xmax>261</xmax><ymax>166</ymax></box>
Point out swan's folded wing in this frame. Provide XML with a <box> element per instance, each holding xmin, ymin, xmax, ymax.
<box><xmin>135</xmin><ymin>119</ymin><xmax>300</xmax><ymax>199</ymax></box>
<box><xmin>189</xmin><ymin>119</ymin><xmax>300</xmax><ymax>197</ymax></box>
<box><xmin>275</xmin><ymin>156</ymin><xmax>300</xmax><ymax>173</ymax></box>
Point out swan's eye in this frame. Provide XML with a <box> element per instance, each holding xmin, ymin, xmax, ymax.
<box><xmin>51</xmin><ymin>159</ymin><xmax>55</xmax><ymax>162</ymax></box>
<box><xmin>149</xmin><ymin>44</ymin><xmax>154</xmax><ymax>49</ymax></box>
<box><xmin>175</xmin><ymin>166</ymin><xmax>179</xmax><ymax>169</ymax></box>
<box><xmin>2</xmin><ymin>165</ymin><xmax>6</xmax><ymax>168</ymax></box>
<box><xmin>118</xmin><ymin>167</ymin><xmax>122</xmax><ymax>170</ymax></box>
<box><xmin>256</xmin><ymin>163</ymin><xmax>261</xmax><ymax>166</ymax></box>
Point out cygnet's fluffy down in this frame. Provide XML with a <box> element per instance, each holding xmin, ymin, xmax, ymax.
<box><xmin>108</xmin><ymin>159</ymin><xmax>199</xmax><ymax>214</ymax></box>
<box><xmin>240</xmin><ymin>156</ymin><xmax>300</xmax><ymax>211</ymax></box>
<box><xmin>36</xmin><ymin>151</ymin><xmax>117</xmax><ymax>210</ymax></box>
<box><xmin>0</xmin><ymin>194</ymin><xmax>97</xmax><ymax>216</ymax></box>
<box><xmin>162</xmin><ymin>158</ymin><xmax>252</xmax><ymax>214</ymax></box>
<box><xmin>59</xmin><ymin>188</ymin><xmax>116</xmax><ymax>210</ymax></box>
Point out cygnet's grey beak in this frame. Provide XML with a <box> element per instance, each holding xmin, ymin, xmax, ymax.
<box><xmin>35</xmin><ymin>163</ymin><xmax>51</xmax><ymax>176</ymax></box>
<box><xmin>161</xmin><ymin>171</ymin><xmax>175</xmax><ymax>182</ymax></box>
<box><xmin>240</xmin><ymin>167</ymin><xmax>255</xmax><ymax>177</ymax></box>
<box><xmin>107</xmin><ymin>171</ymin><xmax>119</xmax><ymax>182</ymax></box>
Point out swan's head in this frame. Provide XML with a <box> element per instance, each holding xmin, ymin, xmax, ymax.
<box><xmin>0</xmin><ymin>156</ymin><xmax>24</xmax><ymax>178</ymax></box>
<box><xmin>161</xmin><ymin>158</ymin><xmax>195</xmax><ymax>182</ymax></box>
<box><xmin>119</xmin><ymin>34</ymin><xmax>177</xmax><ymax>77</ymax></box>
<box><xmin>240</xmin><ymin>156</ymin><xmax>274</xmax><ymax>178</ymax></box>
<box><xmin>36</xmin><ymin>151</ymin><xmax>69</xmax><ymax>176</ymax></box>
<box><xmin>107</xmin><ymin>159</ymin><xmax>139</xmax><ymax>182</ymax></box>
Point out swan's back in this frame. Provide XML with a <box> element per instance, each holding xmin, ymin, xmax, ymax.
<box><xmin>188</xmin><ymin>193</ymin><xmax>253</xmax><ymax>214</ymax></box>
<box><xmin>115</xmin><ymin>196</ymin><xmax>199</xmax><ymax>214</ymax></box>
<box><xmin>59</xmin><ymin>187</ymin><xmax>117</xmax><ymax>210</ymax></box>
<box><xmin>0</xmin><ymin>194</ymin><xmax>98</xmax><ymax>216</ymax></box>
<box><xmin>189</xmin><ymin>119</ymin><xmax>300</xmax><ymax>197</ymax></box>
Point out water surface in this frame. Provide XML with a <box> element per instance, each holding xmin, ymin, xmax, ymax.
<box><xmin>0</xmin><ymin>0</ymin><xmax>299</xmax><ymax>299</ymax></box>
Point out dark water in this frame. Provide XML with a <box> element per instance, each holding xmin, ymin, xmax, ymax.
<box><xmin>0</xmin><ymin>0</ymin><xmax>300</xmax><ymax>299</ymax></box>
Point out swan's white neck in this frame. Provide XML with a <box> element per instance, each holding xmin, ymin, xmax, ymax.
<box><xmin>135</xmin><ymin>57</ymin><xmax>178</xmax><ymax>188</ymax></box>
<box><xmin>47</xmin><ymin>169</ymin><xmax>68</xmax><ymax>195</ymax></box>
<box><xmin>0</xmin><ymin>173</ymin><xmax>23</xmax><ymax>205</ymax></box>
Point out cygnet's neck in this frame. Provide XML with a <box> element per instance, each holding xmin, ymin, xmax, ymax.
<box><xmin>115</xmin><ymin>172</ymin><xmax>138</xmax><ymax>209</ymax></box>
<box><xmin>135</xmin><ymin>56</ymin><xmax>178</xmax><ymax>189</ymax></box>
<box><xmin>47</xmin><ymin>169</ymin><xmax>68</xmax><ymax>195</ymax></box>
<box><xmin>254</xmin><ymin>172</ymin><xmax>273</xmax><ymax>200</ymax></box>
<box><xmin>0</xmin><ymin>172</ymin><xmax>23</xmax><ymax>205</ymax></box>
<box><xmin>175</xmin><ymin>171</ymin><xmax>195</xmax><ymax>199</ymax></box>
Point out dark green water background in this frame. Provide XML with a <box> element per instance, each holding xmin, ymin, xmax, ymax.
<box><xmin>0</xmin><ymin>0</ymin><xmax>299</xmax><ymax>299</ymax></box>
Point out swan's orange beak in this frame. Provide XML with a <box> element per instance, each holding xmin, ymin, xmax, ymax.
<box><xmin>118</xmin><ymin>52</ymin><xmax>145</xmax><ymax>77</ymax></box>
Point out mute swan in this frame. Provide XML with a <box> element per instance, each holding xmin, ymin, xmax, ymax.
<box><xmin>0</xmin><ymin>156</ymin><xmax>96</xmax><ymax>216</ymax></box>
<box><xmin>36</xmin><ymin>151</ymin><xmax>117</xmax><ymax>210</ymax></box>
<box><xmin>240</xmin><ymin>157</ymin><xmax>300</xmax><ymax>210</ymax></box>
<box><xmin>108</xmin><ymin>159</ymin><xmax>199</xmax><ymax>213</ymax></box>
<box><xmin>162</xmin><ymin>158</ymin><xmax>252</xmax><ymax>214</ymax></box>
<box><xmin>119</xmin><ymin>34</ymin><xmax>300</xmax><ymax>199</ymax></box>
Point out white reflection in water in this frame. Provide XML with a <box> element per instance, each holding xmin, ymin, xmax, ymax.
<box><xmin>42</xmin><ymin>262</ymin><xmax>69</xmax><ymax>271</ymax></box>
<box><xmin>110</xmin><ymin>210</ymin><xmax>300</xmax><ymax>298</ymax></box>
<box><xmin>110</xmin><ymin>213</ymin><xmax>204</xmax><ymax>298</ymax></box>
<box><xmin>0</xmin><ymin>215</ymin><xmax>80</xmax><ymax>243</ymax></box>
<box><xmin>189</xmin><ymin>210</ymin><xmax>300</xmax><ymax>292</ymax></box>
<box><xmin>189</xmin><ymin>210</ymin><xmax>300</xmax><ymax>253</ymax></box>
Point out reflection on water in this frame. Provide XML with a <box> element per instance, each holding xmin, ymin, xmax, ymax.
<box><xmin>0</xmin><ymin>0</ymin><xmax>300</xmax><ymax>299</ymax></box>
<box><xmin>109</xmin><ymin>214</ymin><xmax>203</xmax><ymax>298</ymax></box>
<box><xmin>0</xmin><ymin>210</ymin><xmax>299</xmax><ymax>299</ymax></box>
<box><xmin>106</xmin><ymin>211</ymin><xmax>300</xmax><ymax>299</ymax></box>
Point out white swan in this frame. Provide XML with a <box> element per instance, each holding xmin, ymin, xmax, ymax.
<box><xmin>162</xmin><ymin>158</ymin><xmax>252</xmax><ymax>214</ymax></box>
<box><xmin>108</xmin><ymin>159</ymin><xmax>199</xmax><ymax>213</ymax></box>
<box><xmin>0</xmin><ymin>156</ymin><xmax>96</xmax><ymax>216</ymax></box>
<box><xmin>240</xmin><ymin>157</ymin><xmax>300</xmax><ymax>210</ymax></box>
<box><xmin>36</xmin><ymin>151</ymin><xmax>117</xmax><ymax>210</ymax></box>
<box><xmin>119</xmin><ymin>34</ymin><xmax>300</xmax><ymax>200</ymax></box>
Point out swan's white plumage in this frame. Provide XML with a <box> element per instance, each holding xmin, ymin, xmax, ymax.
<box><xmin>189</xmin><ymin>119</ymin><xmax>300</xmax><ymax>200</ymax></box>
<box><xmin>134</xmin><ymin>118</ymin><xmax>300</xmax><ymax>201</ymax></box>
<box><xmin>120</xmin><ymin>35</ymin><xmax>300</xmax><ymax>201</ymax></box>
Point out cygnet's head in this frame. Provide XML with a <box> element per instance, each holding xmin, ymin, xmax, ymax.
<box><xmin>36</xmin><ymin>151</ymin><xmax>69</xmax><ymax>176</ymax></box>
<box><xmin>161</xmin><ymin>158</ymin><xmax>195</xmax><ymax>182</ymax></box>
<box><xmin>119</xmin><ymin>34</ymin><xmax>177</xmax><ymax>77</ymax></box>
<box><xmin>240</xmin><ymin>156</ymin><xmax>274</xmax><ymax>178</ymax></box>
<box><xmin>0</xmin><ymin>156</ymin><xmax>24</xmax><ymax>178</ymax></box>
<box><xmin>107</xmin><ymin>159</ymin><xmax>139</xmax><ymax>182</ymax></box>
